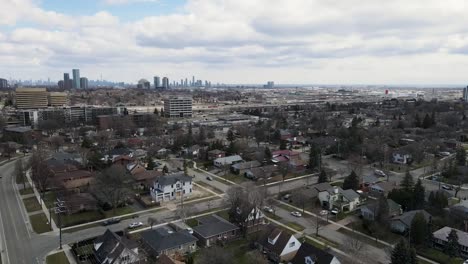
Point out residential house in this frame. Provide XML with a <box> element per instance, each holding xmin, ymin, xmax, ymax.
<box><xmin>450</xmin><ymin>199</ymin><xmax>468</xmax><ymax>220</ymax></box>
<box><xmin>3</xmin><ymin>126</ymin><xmax>35</xmax><ymax>144</ymax></box>
<box><xmin>213</xmin><ymin>155</ymin><xmax>243</xmax><ymax>167</ymax></box>
<box><xmin>61</xmin><ymin>192</ymin><xmax>98</xmax><ymax>214</ymax></box>
<box><xmin>433</xmin><ymin>227</ymin><xmax>468</xmax><ymax>258</ymax></box>
<box><xmin>288</xmin><ymin>242</ymin><xmax>341</xmax><ymax>264</ymax></box>
<box><xmin>141</xmin><ymin>228</ymin><xmax>197</xmax><ymax>258</ymax></box>
<box><xmin>231</xmin><ymin>160</ymin><xmax>261</xmax><ymax>175</ymax></box>
<box><xmin>244</xmin><ymin>165</ymin><xmax>279</xmax><ymax>180</ymax></box>
<box><xmin>192</xmin><ymin>214</ymin><xmax>240</xmax><ymax>247</ymax></box>
<box><xmin>207</xmin><ymin>149</ymin><xmax>225</xmax><ymax>161</ymax></box>
<box><xmin>360</xmin><ymin>199</ymin><xmax>402</xmax><ymax>221</ymax></box>
<box><xmin>181</xmin><ymin>145</ymin><xmax>201</xmax><ymax>158</ymax></box>
<box><xmin>150</xmin><ymin>173</ymin><xmax>192</xmax><ymax>202</ymax></box>
<box><xmin>279</xmin><ymin>129</ymin><xmax>293</xmax><ymax>141</ymax></box>
<box><xmin>271</xmin><ymin>150</ymin><xmax>307</xmax><ymax>172</ymax></box>
<box><xmin>232</xmin><ymin>205</ymin><xmax>266</xmax><ymax>230</ymax></box>
<box><xmin>318</xmin><ymin>186</ymin><xmax>360</xmax><ymax>212</ymax></box>
<box><xmin>52</xmin><ymin>170</ymin><xmax>95</xmax><ymax>190</ymax></box>
<box><xmin>156</xmin><ymin>254</ymin><xmax>184</xmax><ymax>264</ymax></box>
<box><xmin>112</xmin><ymin>155</ymin><xmax>134</xmax><ymax>166</ymax></box>
<box><xmin>257</xmin><ymin>225</ymin><xmax>301</xmax><ymax>263</ymax></box>
<box><xmin>368</xmin><ymin>181</ymin><xmax>398</xmax><ymax>197</ymax></box>
<box><xmin>390</xmin><ymin>210</ymin><xmax>432</xmax><ymax>233</ymax></box>
<box><xmin>94</xmin><ymin>229</ymin><xmax>140</xmax><ymax>264</ymax></box>
<box><xmin>392</xmin><ymin>150</ymin><xmax>412</xmax><ymax>164</ymax></box>
<box><xmin>360</xmin><ymin>174</ymin><xmax>380</xmax><ymax>189</ymax></box>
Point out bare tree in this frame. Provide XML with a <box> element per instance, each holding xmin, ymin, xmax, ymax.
<box><xmin>31</xmin><ymin>149</ymin><xmax>52</xmax><ymax>203</ymax></box>
<box><xmin>292</xmin><ymin>189</ymin><xmax>308</xmax><ymax>214</ymax></box>
<box><xmin>50</xmin><ymin>136</ymin><xmax>64</xmax><ymax>152</ymax></box>
<box><xmin>343</xmin><ymin>234</ymin><xmax>368</xmax><ymax>264</ymax></box>
<box><xmin>147</xmin><ymin>216</ymin><xmax>158</xmax><ymax>230</ymax></box>
<box><xmin>14</xmin><ymin>159</ymin><xmax>26</xmax><ymax>189</ymax></box>
<box><xmin>94</xmin><ymin>165</ymin><xmax>129</xmax><ymax>215</ymax></box>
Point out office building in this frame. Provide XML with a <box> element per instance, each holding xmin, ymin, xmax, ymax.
<box><xmin>463</xmin><ymin>86</ymin><xmax>468</xmax><ymax>101</ymax></box>
<box><xmin>48</xmin><ymin>92</ymin><xmax>68</xmax><ymax>107</ymax></box>
<box><xmin>64</xmin><ymin>73</ymin><xmax>72</xmax><ymax>89</ymax></box>
<box><xmin>154</xmin><ymin>76</ymin><xmax>160</xmax><ymax>89</ymax></box>
<box><xmin>164</xmin><ymin>96</ymin><xmax>193</xmax><ymax>118</ymax></box>
<box><xmin>192</xmin><ymin>76</ymin><xmax>195</xmax><ymax>86</ymax></box>
<box><xmin>80</xmin><ymin>77</ymin><xmax>89</xmax><ymax>90</ymax></box>
<box><xmin>137</xmin><ymin>79</ymin><xmax>151</xmax><ymax>89</ymax></box>
<box><xmin>162</xmin><ymin>77</ymin><xmax>169</xmax><ymax>89</ymax></box>
<box><xmin>15</xmin><ymin>88</ymin><xmax>48</xmax><ymax>109</ymax></box>
<box><xmin>0</xmin><ymin>78</ymin><xmax>8</xmax><ymax>89</ymax></box>
<box><xmin>58</xmin><ymin>80</ymin><xmax>64</xmax><ymax>89</ymax></box>
<box><xmin>264</xmin><ymin>81</ymin><xmax>274</xmax><ymax>88</ymax></box>
<box><xmin>184</xmin><ymin>78</ymin><xmax>188</xmax><ymax>87</ymax></box>
<box><xmin>72</xmin><ymin>69</ymin><xmax>81</xmax><ymax>89</ymax></box>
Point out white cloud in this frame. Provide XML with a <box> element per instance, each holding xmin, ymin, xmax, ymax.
<box><xmin>103</xmin><ymin>0</ymin><xmax>159</xmax><ymax>5</ymax></box>
<box><xmin>2</xmin><ymin>0</ymin><xmax>468</xmax><ymax>84</ymax></box>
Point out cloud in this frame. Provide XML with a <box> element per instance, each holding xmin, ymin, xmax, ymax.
<box><xmin>2</xmin><ymin>0</ymin><xmax>468</xmax><ymax>84</ymax></box>
<box><xmin>103</xmin><ymin>0</ymin><xmax>160</xmax><ymax>5</ymax></box>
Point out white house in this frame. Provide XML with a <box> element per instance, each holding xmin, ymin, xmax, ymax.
<box><xmin>258</xmin><ymin>226</ymin><xmax>302</xmax><ymax>263</ymax></box>
<box><xmin>150</xmin><ymin>173</ymin><xmax>193</xmax><ymax>202</ymax></box>
<box><xmin>392</xmin><ymin>151</ymin><xmax>412</xmax><ymax>164</ymax></box>
<box><xmin>94</xmin><ymin>229</ymin><xmax>140</xmax><ymax>264</ymax></box>
<box><xmin>433</xmin><ymin>227</ymin><xmax>468</xmax><ymax>258</ymax></box>
<box><xmin>318</xmin><ymin>186</ymin><xmax>360</xmax><ymax>212</ymax></box>
<box><xmin>213</xmin><ymin>155</ymin><xmax>243</xmax><ymax>167</ymax></box>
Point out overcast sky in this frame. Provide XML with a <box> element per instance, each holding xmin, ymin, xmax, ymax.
<box><xmin>1</xmin><ymin>0</ymin><xmax>468</xmax><ymax>85</ymax></box>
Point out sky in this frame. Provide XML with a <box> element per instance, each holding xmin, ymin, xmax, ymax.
<box><xmin>1</xmin><ymin>0</ymin><xmax>468</xmax><ymax>85</ymax></box>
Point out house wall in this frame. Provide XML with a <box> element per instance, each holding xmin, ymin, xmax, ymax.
<box><xmin>151</xmin><ymin>180</ymin><xmax>192</xmax><ymax>202</ymax></box>
<box><xmin>279</xmin><ymin>235</ymin><xmax>301</xmax><ymax>262</ymax></box>
<box><xmin>197</xmin><ymin>230</ymin><xmax>239</xmax><ymax>247</ymax></box>
<box><xmin>159</xmin><ymin>242</ymin><xmax>197</xmax><ymax>257</ymax></box>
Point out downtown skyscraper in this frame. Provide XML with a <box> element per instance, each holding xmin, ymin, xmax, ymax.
<box><xmin>72</xmin><ymin>69</ymin><xmax>81</xmax><ymax>89</ymax></box>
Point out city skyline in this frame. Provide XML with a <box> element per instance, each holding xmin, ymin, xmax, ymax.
<box><xmin>2</xmin><ymin>0</ymin><xmax>468</xmax><ymax>85</ymax></box>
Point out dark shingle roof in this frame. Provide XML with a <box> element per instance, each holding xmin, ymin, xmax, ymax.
<box><xmin>193</xmin><ymin>215</ymin><xmax>239</xmax><ymax>238</ymax></box>
<box><xmin>258</xmin><ymin>225</ymin><xmax>293</xmax><ymax>255</ymax></box>
<box><xmin>157</xmin><ymin>173</ymin><xmax>192</xmax><ymax>186</ymax></box>
<box><xmin>289</xmin><ymin>243</ymin><xmax>335</xmax><ymax>264</ymax></box>
<box><xmin>141</xmin><ymin>228</ymin><xmax>198</xmax><ymax>255</ymax></box>
<box><xmin>392</xmin><ymin>210</ymin><xmax>431</xmax><ymax>227</ymax></box>
<box><xmin>94</xmin><ymin>229</ymin><xmax>138</xmax><ymax>263</ymax></box>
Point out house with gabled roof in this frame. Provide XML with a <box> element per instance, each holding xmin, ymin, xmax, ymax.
<box><xmin>150</xmin><ymin>173</ymin><xmax>193</xmax><ymax>202</ymax></box>
<box><xmin>288</xmin><ymin>242</ymin><xmax>341</xmax><ymax>264</ymax></box>
<box><xmin>94</xmin><ymin>229</ymin><xmax>140</xmax><ymax>264</ymax></box>
<box><xmin>390</xmin><ymin>210</ymin><xmax>432</xmax><ymax>234</ymax></box>
<box><xmin>433</xmin><ymin>227</ymin><xmax>468</xmax><ymax>258</ymax></box>
<box><xmin>141</xmin><ymin>228</ymin><xmax>197</xmax><ymax>258</ymax></box>
<box><xmin>192</xmin><ymin>214</ymin><xmax>240</xmax><ymax>247</ymax></box>
<box><xmin>257</xmin><ymin>225</ymin><xmax>301</xmax><ymax>263</ymax></box>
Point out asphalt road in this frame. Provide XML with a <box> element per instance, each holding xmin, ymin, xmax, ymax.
<box><xmin>0</xmin><ymin>158</ymin><xmax>36</xmax><ymax>264</ymax></box>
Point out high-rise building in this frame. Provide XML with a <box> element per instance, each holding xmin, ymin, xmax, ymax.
<box><xmin>463</xmin><ymin>86</ymin><xmax>468</xmax><ymax>101</ymax></box>
<box><xmin>137</xmin><ymin>79</ymin><xmax>151</xmax><ymax>89</ymax></box>
<box><xmin>58</xmin><ymin>80</ymin><xmax>64</xmax><ymax>89</ymax></box>
<box><xmin>64</xmin><ymin>73</ymin><xmax>71</xmax><ymax>89</ymax></box>
<box><xmin>80</xmin><ymin>77</ymin><xmax>89</xmax><ymax>90</ymax></box>
<box><xmin>264</xmin><ymin>81</ymin><xmax>274</xmax><ymax>88</ymax></box>
<box><xmin>192</xmin><ymin>76</ymin><xmax>195</xmax><ymax>86</ymax></box>
<box><xmin>0</xmin><ymin>78</ymin><xmax>8</xmax><ymax>89</ymax></box>
<box><xmin>164</xmin><ymin>96</ymin><xmax>193</xmax><ymax>118</ymax></box>
<box><xmin>162</xmin><ymin>77</ymin><xmax>169</xmax><ymax>89</ymax></box>
<box><xmin>15</xmin><ymin>88</ymin><xmax>48</xmax><ymax>109</ymax></box>
<box><xmin>184</xmin><ymin>78</ymin><xmax>188</xmax><ymax>87</ymax></box>
<box><xmin>72</xmin><ymin>69</ymin><xmax>81</xmax><ymax>89</ymax></box>
<box><xmin>154</xmin><ymin>76</ymin><xmax>160</xmax><ymax>89</ymax></box>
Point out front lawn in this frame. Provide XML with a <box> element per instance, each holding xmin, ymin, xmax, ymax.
<box><xmin>285</xmin><ymin>222</ymin><xmax>305</xmax><ymax>231</ymax></box>
<box><xmin>23</xmin><ymin>197</ymin><xmax>42</xmax><ymax>212</ymax></box>
<box><xmin>19</xmin><ymin>187</ymin><xmax>34</xmax><ymax>195</ymax></box>
<box><xmin>53</xmin><ymin>211</ymin><xmax>103</xmax><ymax>227</ymax></box>
<box><xmin>30</xmin><ymin>213</ymin><xmax>52</xmax><ymax>234</ymax></box>
<box><xmin>46</xmin><ymin>251</ymin><xmax>70</xmax><ymax>264</ymax></box>
<box><xmin>417</xmin><ymin>248</ymin><xmax>463</xmax><ymax>264</ymax></box>
<box><xmin>103</xmin><ymin>206</ymin><xmax>135</xmax><ymax>218</ymax></box>
<box><xmin>186</xmin><ymin>218</ymin><xmax>199</xmax><ymax>228</ymax></box>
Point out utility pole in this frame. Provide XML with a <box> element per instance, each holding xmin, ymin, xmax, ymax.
<box><xmin>54</xmin><ymin>198</ymin><xmax>67</xmax><ymax>250</ymax></box>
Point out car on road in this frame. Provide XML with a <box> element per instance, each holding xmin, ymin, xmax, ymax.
<box><xmin>128</xmin><ymin>222</ymin><xmax>143</xmax><ymax>229</ymax></box>
<box><xmin>374</xmin><ymin>170</ymin><xmax>386</xmax><ymax>177</ymax></box>
<box><xmin>102</xmin><ymin>217</ymin><xmax>121</xmax><ymax>226</ymax></box>
<box><xmin>442</xmin><ymin>184</ymin><xmax>453</xmax><ymax>190</ymax></box>
<box><xmin>330</xmin><ymin>209</ymin><xmax>339</xmax><ymax>215</ymax></box>
<box><xmin>291</xmin><ymin>211</ymin><xmax>302</xmax><ymax>217</ymax></box>
<box><xmin>263</xmin><ymin>206</ymin><xmax>274</xmax><ymax>213</ymax></box>
<box><xmin>206</xmin><ymin>176</ymin><xmax>213</xmax><ymax>181</ymax></box>
<box><xmin>319</xmin><ymin>210</ymin><xmax>328</xmax><ymax>216</ymax></box>
<box><xmin>283</xmin><ymin>194</ymin><xmax>291</xmax><ymax>200</ymax></box>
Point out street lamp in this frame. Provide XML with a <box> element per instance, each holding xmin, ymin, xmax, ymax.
<box><xmin>54</xmin><ymin>199</ymin><xmax>67</xmax><ymax>250</ymax></box>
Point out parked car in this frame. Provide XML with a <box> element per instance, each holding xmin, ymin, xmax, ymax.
<box><xmin>331</xmin><ymin>209</ymin><xmax>339</xmax><ymax>215</ymax></box>
<box><xmin>128</xmin><ymin>222</ymin><xmax>143</xmax><ymax>229</ymax></box>
<box><xmin>206</xmin><ymin>176</ymin><xmax>213</xmax><ymax>181</ymax></box>
<box><xmin>102</xmin><ymin>217</ymin><xmax>121</xmax><ymax>226</ymax></box>
<box><xmin>283</xmin><ymin>194</ymin><xmax>291</xmax><ymax>200</ymax></box>
<box><xmin>319</xmin><ymin>210</ymin><xmax>328</xmax><ymax>216</ymax></box>
<box><xmin>263</xmin><ymin>206</ymin><xmax>274</xmax><ymax>213</ymax></box>
<box><xmin>374</xmin><ymin>170</ymin><xmax>386</xmax><ymax>177</ymax></box>
<box><xmin>291</xmin><ymin>211</ymin><xmax>302</xmax><ymax>217</ymax></box>
<box><xmin>442</xmin><ymin>184</ymin><xmax>453</xmax><ymax>190</ymax></box>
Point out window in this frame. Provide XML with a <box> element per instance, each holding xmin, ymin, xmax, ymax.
<box><xmin>289</xmin><ymin>241</ymin><xmax>295</xmax><ymax>247</ymax></box>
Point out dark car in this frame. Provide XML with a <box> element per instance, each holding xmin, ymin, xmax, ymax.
<box><xmin>102</xmin><ymin>217</ymin><xmax>121</xmax><ymax>226</ymax></box>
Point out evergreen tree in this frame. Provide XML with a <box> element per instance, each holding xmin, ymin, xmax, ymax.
<box><xmin>414</xmin><ymin>113</ymin><xmax>421</xmax><ymax>128</ymax></box>
<box><xmin>264</xmin><ymin>147</ymin><xmax>272</xmax><ymax>160</ymax></box>
<box><xmin>227</xmin><ymin>129</ymin><xmax>235</xmax><ymax>142</ymax></box>
<box><xmin>413</xmin><ymin>179</ymin><xmax>426</xmax><ymax>209</ymax></box>
<box><xmin>198</xmin><ymin>126</ymin><xmax>206</xmax><ymax>144</ymax></box>
<box><xmin>401</xmin><ymin>170</ymin><xmax>414</xmax><ymax>191</ymax></box>
<box><xmin>422</xmin><ymin>113</ymin><xmax>432</xmax><ymax>129</ymax></box>
<box><xmin>162</xmin><ymin>165</ymin><xmax>169</xmax><ymax>174</ymax></box>
<box><xmin>308</xmin><ymin>144</ymin><xmax>321</xmax><ymax>171</ymax></box>
<box><xmin>343</xmin><ymin>170</ymin><xmax>359</xmax><ymax>190</ymax></box>
<box><xmin>445</xmin><ymin>229</ymin><xmax>460</xmax><ymax>258</ymax></box>
<box><xmin>410</xmin><ymin>212</ymin><xmax>429</xmax><ymax>246</ymax></box>
<box><xmin>456</xmin><ymin>147</ymin><xmax>466</xmax><ymax>166</ymax></box>
<box><xmin>317</xmin><ymin>169</ymin><xmax>328</xmax><ymax>183</ymax></box>
<box><xmin>146</xmin><ymin>155</ymin><xmax>155</xmax><ymax>170</ymax></box>
<box><xmin>81</xmin><ymin>137</ymin><xmax>92</xmax><ymax>148</ymax></box>
<box><xmin>391</xmin><ymin>239</ymin><xmax>418</xmax><ymax>264</ymax></box>
<box><xmin>376</xmin><ymin>194</ymin><xmax>389</xmax><ymax>225</ymax></box>
<box><xmin>431</xmin><ymin>111</ymin><xmax>436</xmax><ymax>126</ymax></box>
<box><xmin>153</xmin><ymin>108</ymin><xmax>159</xmax><ymax>115</ymax></box>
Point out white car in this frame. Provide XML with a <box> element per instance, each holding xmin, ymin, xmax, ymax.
<box><xmin>128</xmin><ymin>222</ymin><xmax>143</xmax><ymax>229</ymax></box>
<box><xmin>319</xmin><ymin>210</ymin><xmax>328</xmax><ymax>216</ymax></box>
<box><xmin>442</xmin><ymin>184</ymin><xmax>453</xmax><ymax>190</ymax></box>
<box><xmin>263</xmin><ymin>206</ymin><xmax>274</xmax><ymax>213</ymax></box>
<box><xmin>463</xmin><ymin>260</ymin><xmax>468</xmax><ymax>264</ymax></box>
<box><xmin>291</xmin><ymin>211</ymin><xmax>302</xmax><ymax>217</ymax></box>
<box><xmin>331</xmin><ymin>209</ymin><xmax>339</xmax><ymax>215</ymax></box>
<box><xmin>374</xmin><ymin>170</ymin><xmax>386</xmax><ymax>177</ymax></box>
